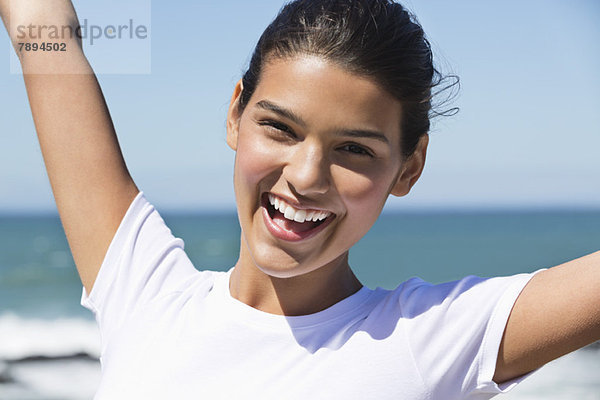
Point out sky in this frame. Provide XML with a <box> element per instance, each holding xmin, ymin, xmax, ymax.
<box><xmin>0</xmin><ymin>0</ymin><xmax>599</xmax><ymax>213</ymax></box>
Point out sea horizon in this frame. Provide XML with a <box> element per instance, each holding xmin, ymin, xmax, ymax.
<box><xmin>2</xmin><ymin>209</ymin><xmax>599</xmax><ymax>398</ymax></box>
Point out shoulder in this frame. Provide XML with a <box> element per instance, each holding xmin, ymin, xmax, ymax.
<box><xmin>371</xmin><ymin>273</ymin><xmax>536</xmax><ymax>320</ymax></box>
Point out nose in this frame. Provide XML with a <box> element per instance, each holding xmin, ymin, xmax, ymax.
<box><xmin>283</xmin><ymin>142</ymin><xmax>330</xmax><ymax>196</ymax></box>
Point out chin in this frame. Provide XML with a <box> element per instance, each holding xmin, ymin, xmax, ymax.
<box><xmin>248</xmin><ymin>242</ymin><xmax>315</xmax><ymax>279</ymax></box>
<box><xmin>249</xmin><ymin>235</ymin><xmax>351</xmax><ymax>281</ymax></box>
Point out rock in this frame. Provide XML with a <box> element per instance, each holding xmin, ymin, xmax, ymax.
<box><xmin>0</xmin><ymin>361</ymin><xmax>14</xmax><ymax>383</ymax></box>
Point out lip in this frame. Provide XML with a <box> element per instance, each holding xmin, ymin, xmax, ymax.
<box><xmin>261</xmin><ymin>193</ymin><xmax>335</xmax><ymax>242</ymax></box>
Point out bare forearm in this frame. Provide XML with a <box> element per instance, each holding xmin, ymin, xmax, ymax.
<box><xmin>495</xmin><ymin>250</ymin><xmax>600</xmax><ymax>383</ymax></box>
<box><xmin>1</xmin><ymin>0</ymin><xmax>138</xmax><ymax>293</ymax></box>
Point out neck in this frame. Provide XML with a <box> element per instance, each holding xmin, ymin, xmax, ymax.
<box><xmin>229</xmin><ymin>241</ymin><xmax>363</xmax><ymax>316</ymax></box>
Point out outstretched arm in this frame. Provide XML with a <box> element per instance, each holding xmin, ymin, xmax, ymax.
<box><xmin>1</xmin><ymin>0</ymin><xmax>139</xmax><ymax>294</ymax></box>
<box><xmin>494</xmin><ymin>251</ymin><xmax>600</xmax><ymax>383</ymax></box>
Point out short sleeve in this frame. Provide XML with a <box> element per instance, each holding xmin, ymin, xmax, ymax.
<box><xmin>80</xmin><ymin>191</ymin><xmax>199</xmax><ymax>352</ymax></box>
<box><xmin>399</xmin><ymin>272</ymin><xmax>542</xmax><ymax>400</ymax></box>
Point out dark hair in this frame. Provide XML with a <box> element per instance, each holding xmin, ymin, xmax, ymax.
<box><xmin>239</xmin><ymin>0</ymin><xmax>457</xmax><ymax>158</ymax></box>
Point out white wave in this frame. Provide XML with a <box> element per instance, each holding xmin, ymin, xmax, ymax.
<box><xmin>0</xmin><ymin>313</ymin><xmax>100</xmax><ymax>361</ymax></box>
<box><xmin>0</xmin><ymin>359</ymin><xmax>100</xmax><ymax>400</ymax></box>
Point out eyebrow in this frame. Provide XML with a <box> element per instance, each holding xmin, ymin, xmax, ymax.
<box><xmin>255</xmin><ymin>100</ymin><xmax>307</xmax><ymax>128</ymax></box>
<box><xmin>254</xmin><ymin>99</ymin><xmax>390</xmax><ymax>144</ymax></box>
<box><xmin>339</xmin><ymin>129</ymin><xmax>389</xmax><ymax>144</ymax></box>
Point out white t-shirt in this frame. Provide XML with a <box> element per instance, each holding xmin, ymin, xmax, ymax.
<box><xmin>81</xmin><ymin>191</ymin><xmax>537</xmax><ymax>400</ymax></box>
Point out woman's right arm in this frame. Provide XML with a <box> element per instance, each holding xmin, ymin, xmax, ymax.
<box><xmin>1</xmin><ymin>0</ymin><xmax>140</xmax><ymax>294</ymax></box>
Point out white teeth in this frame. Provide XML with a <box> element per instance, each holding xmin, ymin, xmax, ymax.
<box><xmin>294</xmin><ymin>210</ymin><xmax>307</xmax><ymax>222</ymax></box>
<box><xmin>284</xmin><ymin>207</ymin><xmax>295</xmax><ymax>220</ymax></box>
<box><xmin>267</xmin><ymin>194</ymin><xmax>332</xmax><ymax>223</ymax></box>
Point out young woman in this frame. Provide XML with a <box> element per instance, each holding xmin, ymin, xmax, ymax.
<box><xmin>2</xmin><ymin>0</ymin><xmax>598</xmax><ymax>399</ymax></box>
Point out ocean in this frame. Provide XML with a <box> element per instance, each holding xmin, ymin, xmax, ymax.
<box><xmin>1</xmin><ymin>210</ymin><xmax>599</xmax><ymax>399</ymax></box>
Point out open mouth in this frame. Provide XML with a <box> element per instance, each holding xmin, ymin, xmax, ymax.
<box><xmin>261</xmin><ymin>193</ymin><xmax>335</xmax><ymax>241</ymax></box>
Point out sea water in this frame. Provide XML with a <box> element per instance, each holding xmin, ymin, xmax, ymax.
<box><xmin>1</xmin><ymin>210</ymin><xmax>599</xmax><ymax>399</ymax></box>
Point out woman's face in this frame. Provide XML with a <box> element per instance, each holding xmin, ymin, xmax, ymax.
<box><xmin>227</xmin><ymin>55</ymin><xmax>426</xmax><ymax>279</ymax></box>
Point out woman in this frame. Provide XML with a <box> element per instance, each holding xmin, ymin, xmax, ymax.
<box><xmin>1</xmin><ymin>0</ymin><xmax>598</xmax><ymax>399</ymax></box>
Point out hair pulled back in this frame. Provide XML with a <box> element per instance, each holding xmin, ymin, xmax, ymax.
<box><xmin>239</xmin><ymin>0</ymin><xmax>456</xmax><ymax>158</ymax></box>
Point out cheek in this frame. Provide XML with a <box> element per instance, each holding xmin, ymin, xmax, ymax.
<box><xmin>333</xmin><ymin>165</ymin><xmax>394</xmax><ymax>223</ymax></box>
<box><xmin>235</xmin><ymin>126</ymin><xmax>281</xmax><ymax>188</ymax></box>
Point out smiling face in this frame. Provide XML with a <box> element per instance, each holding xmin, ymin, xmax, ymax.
<box><xmin>227</xmin><ymin>55</ymin><xmax>427</xmax><ymax>280</ymax></box>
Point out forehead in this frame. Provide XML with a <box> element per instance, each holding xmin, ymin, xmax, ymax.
<box><xmin>250</xmin><ymin>55</ymin><xmax>403</xmax><ymax>144</ymax></box>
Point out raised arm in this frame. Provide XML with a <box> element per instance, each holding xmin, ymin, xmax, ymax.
<box><xmin>1</xmin><ymin>0</ymin><xmax>139</xmax><ymax>294</ymax></box>
<box><xmin>494</xmin><ymin>250</ymin><xmax>600</xmax><ymax>383</ymax></box>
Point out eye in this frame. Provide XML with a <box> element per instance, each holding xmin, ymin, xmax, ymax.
<box><xmin>340</xmin><ymin>143</ymin><xmax>373</xmax><ymax>157</ymax></box>
<box><xmin>258</xmin><ymin>120</ymin><xmax>297</xmax><ymax>139</ymax></box>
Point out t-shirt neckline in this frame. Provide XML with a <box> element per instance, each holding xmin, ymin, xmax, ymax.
<box><xmin>214</xmin><ymin>267</ymin><xmax>374</xmax><ymax>330</ymax></box>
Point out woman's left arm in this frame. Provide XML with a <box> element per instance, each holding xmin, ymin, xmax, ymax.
<box><xmin>493</xmin><ymin>250</ymin><xmax>600</xmax><ymax>383</ymax></box>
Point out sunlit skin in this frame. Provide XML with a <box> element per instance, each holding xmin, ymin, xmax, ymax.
<box><xmin>226</xmin><ymin>55</ymin><xmax>428</xmax><ymax>316</ymax></box>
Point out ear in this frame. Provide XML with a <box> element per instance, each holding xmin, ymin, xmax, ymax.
<box><xmin>390</xmin><ymin>134</ymin><xmax>429</xmax><ymax>197</ymax></box>
<box><xmin>226</xmin><ymin>79</ymin><xmax>244</xmax><ymax>151</ymax></box>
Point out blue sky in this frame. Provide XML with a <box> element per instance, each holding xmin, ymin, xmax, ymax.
<box><xmin>1</xmin><ymin>0</ymin><xmax>599</xmax><ymax>213</ymax></box>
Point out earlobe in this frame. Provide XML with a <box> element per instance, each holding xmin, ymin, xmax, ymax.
<box><xmin>390</xmin><ymin>134</ymin><xmax>429</xmax><ymax>197</ymax></box>
<box><xmin>226</xmin><ymin>79</ymin><xmax>244</xmax><ymax>151</ymax></box>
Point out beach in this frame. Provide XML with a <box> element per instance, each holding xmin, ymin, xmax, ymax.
<box><xmin>1</xmin><ymin>210</ymin><xmax>599</xmax><ymax>398</ymax></box>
